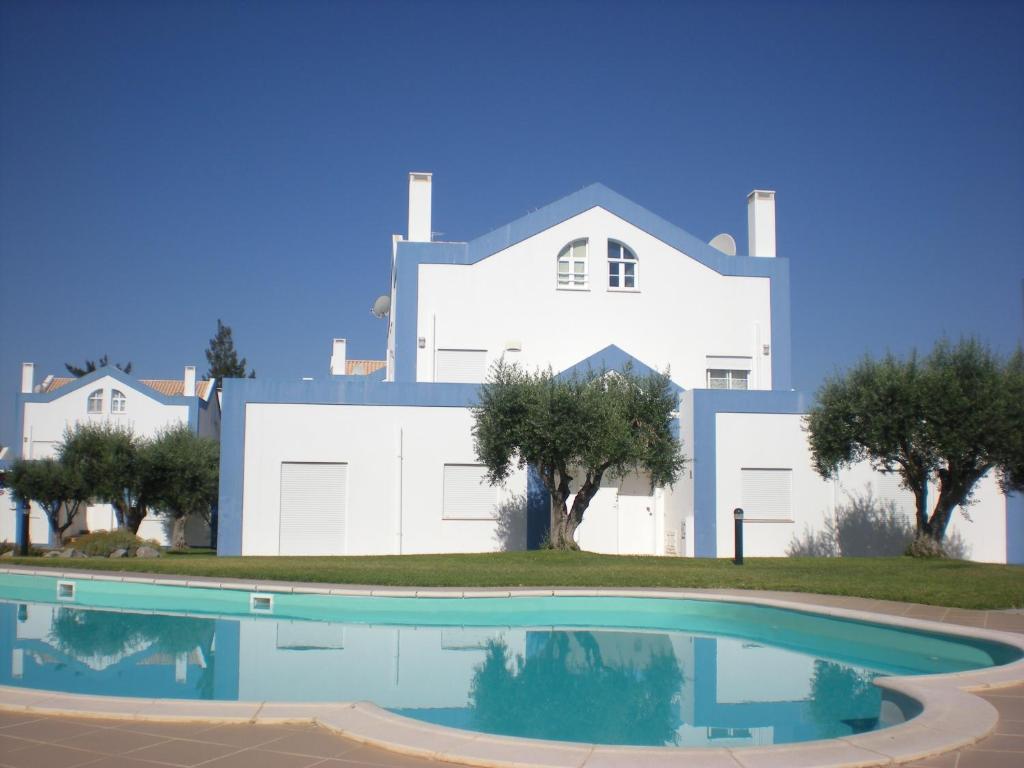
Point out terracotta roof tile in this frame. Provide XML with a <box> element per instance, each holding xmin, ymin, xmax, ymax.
<box><xmin>40</xmin><ymin>376</ymin><xmax>212</xmax><ymax>399</ymax></box>
<box><xmin>345</xmin><ymin>360</ymin><xmax>386</xmax><ymax>376</ymax></box>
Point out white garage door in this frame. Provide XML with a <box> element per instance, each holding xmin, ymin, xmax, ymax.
<box><xmin>279</xmin><ymin>462</ymin><xmax>347</xmax><ymax>555</ymax></box>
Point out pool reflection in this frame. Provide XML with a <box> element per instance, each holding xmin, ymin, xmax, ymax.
<box><xmin>0</xmin><ymin>601</ymin><xmax>894</xmax><ymax>746</ymax></box>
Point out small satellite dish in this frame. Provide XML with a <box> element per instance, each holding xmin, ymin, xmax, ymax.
<box><xmin>371</xmin><ymin>294</ymin><xmax>391</xmax><ymax>318</ymax></box>
<box><xmin>709</xmin><ymin>233</ymin><xmax>737</xmax><ymax>256</ymax></box>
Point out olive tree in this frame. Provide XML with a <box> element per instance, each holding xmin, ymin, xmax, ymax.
<box><xmin>472</xmin><ymin>361</ymin><xmax>684</xmax><ymax>550</ymax></box>
<box><xmin>7</xmin><ymin>458</ymin><xmax>90</xmax><ymax>546</ymax></box>
<box><xmin>146</xmin><ymin>425</ymin><xmax>219</xmax><ymax>549</ymax></box>
<box><xmin>806</xmin><ymin>339</ymin><xmax>1024</xmax><ymax>550</ymax></box>
<box><xmin>59</xmin><ymin>423</ymin><xmax>151</xmax><ymax>533</ymax></box>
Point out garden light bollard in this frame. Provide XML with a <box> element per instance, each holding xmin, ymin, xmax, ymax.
<box><xmin>733</xmin><ymin>508</ymin><xmax>744</xmax><ymax>565</ymax></box>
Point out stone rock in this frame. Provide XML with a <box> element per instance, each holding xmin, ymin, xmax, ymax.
<box><xmin>109</xmin><ymin>548</ymin><xmax>128</xmax><ymax>559</ymax></box>
<box><xmin>59</xmin><ymin>548</ymin><xmax>75</xmax><ymax>558</ymax></box>
<box><xmin>43</xmin><ymin>550</ymin><xmax>62</xmax><ymax>558</ymax></box>
<box><xmin>68</xmin><ymin>549</ymin><xmax>87</xmax><ymax>558</ymax></box>
<box><xmin>135</xmin><ymin>546</ymin><xmax>160</xmax><ymax>558</ymax></box>
<box><xmin>0</xmin><ymin>550</ymin><xmax>13</xmax><ymax>558</ymax></box>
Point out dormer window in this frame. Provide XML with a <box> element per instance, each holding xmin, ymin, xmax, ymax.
<box><xmin>87</xmin><ymin>389</ymin><xmax>103</xmax><ymax>414</ymax></box>
<box><xmin>608</xmin><ymin>241</ymin><xmax>637</xmax><ymax>290</ymax></box>
<box><xmin>111</xmin><ymin>390</ymin><xmax>127</xmax><ymax>414</ymax></box>
<box><xmin>557</xmin><ymin>239</ymin><xmax>588</xmax><ymax>289</ymax></box>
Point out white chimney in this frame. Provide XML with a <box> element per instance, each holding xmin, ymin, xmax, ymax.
<box><xmin>330</xmin><ymin>338</ymin><xmax>347</xmax><ymax>376</ymax></box>
<box><xmin>20</xmin><ymin>363</ymin><xmax>34</xmax><ymax>394</ymax></box>
<box><xmin>408</xmin><ymin>172</ymin><xmax>432</xmax><ymax>242</ymax></box>
<box><xmin>183</xmin><ymin>366</ymin><xmax>196</xmax><ymax>397</ymax></box>
<box><xmin>747</xmin><ymin>190</ymin><xmax>776</xmax><ymax>258</ymax></box>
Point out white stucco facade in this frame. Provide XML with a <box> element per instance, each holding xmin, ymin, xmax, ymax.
<box><xmin>215</xmin><ymin>174</ymin><xmax>1019</xmax><ymax>564</ymax></box>
<box><xmin>415</xmin><ymin>207</ymin><xmax>773</xmax><ymax>391</ymax></box>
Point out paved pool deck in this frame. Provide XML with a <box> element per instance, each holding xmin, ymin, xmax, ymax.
<box><xmin>0</xmin><ymin>570</ymin><xmax>1022</xmax><ymax>768</ymax></box>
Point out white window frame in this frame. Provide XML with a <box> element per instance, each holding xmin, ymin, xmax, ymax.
<box><xmin>707</xmin><ymin>369</ymin><xmax>749</xmax><ymax>390</ymax></box>
<box><xmin>87</xmin><ymin>389</ymin><xmax>104</xmax><ymax>414</ymax></box>
<box><xmin>110</xmin><ymin>389</ymin><xmax>127</xmax><ymax>414</ymax></box>
<box><xmin>607</xmin><ymin>240</ymin><xmax>638</xmax><ymax>291</ymax></box>
<box><xmin>557</xmin><ymin>239</ymin><xmax>589</xmax><ymax>290</ymax></box>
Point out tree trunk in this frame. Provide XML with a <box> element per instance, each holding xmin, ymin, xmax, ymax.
<box><xmin>171</xmin><ymin>516</ymin><xmax>189</xmax><ymax>550</ymax></box>
<box><xmin>123</xmin><ymin>504</ymin><xmax>146</xmax><ymax>534</ymax></box>
<box><xmin>549</xmin><ymin>495</ymin><xmax>578</xmax><ymax>550</ymax></box>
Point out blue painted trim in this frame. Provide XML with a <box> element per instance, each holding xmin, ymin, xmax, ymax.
<box><xmin>526</xmin><ymin>466</ymin><xmax>547</xmax><ymax>550</ymax></box>
<box><xmin>391</xmin><ymin>183</ymin><xmax>791</xmax><ymax>387</ymax></box>
<box><xmin>216</xmin><ymin>377</ymin><xmax>485</xmax><ymax>556</ymax></box>
<box><xmin>691</xmin><ymin>389</ymin><xmax>809</xmax><ymax>558</ymax></box>
<box><xmin>556</xmin><ymin>344</ymin><xmax>685</xmax><ymax>396</ymax></box>
<box><xmin>1007</xmin><ymin>493</ymin><xmax>1023</xmax><ymax>565</ymax></box>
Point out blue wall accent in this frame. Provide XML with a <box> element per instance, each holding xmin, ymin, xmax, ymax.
<box><xmin>216</xmin><ymin>376</ymin><xmax>486</xmax><ymax>556</ymax></box>
<box><xmin>691</xmin><ymin>389</ymin><xmax>809</xmax><ymax>558</ymax></box>
<box><xmin>212</xmin><ymin>619</ymin><xmax>240</xmax><ymax>700</ymax></box>
<box><xmin>391</xmin><ymin>183</ymin><xmax>792</xmax><ymax>388</ymax></box>
<box><xmin>526</xmin><ymin>466</ymin><xmax>548</xmax><ymax>550</ymax></box>
<box><xmin>1007</xmin><ymin>493</ymin><xmax>1023</xmax><ymax>565</ymax></box>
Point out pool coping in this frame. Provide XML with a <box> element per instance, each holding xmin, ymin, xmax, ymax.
<box><xmin>0</xmin><ymin>565</ymin><xmax>1022</xmax><ymax>768</ymax></box>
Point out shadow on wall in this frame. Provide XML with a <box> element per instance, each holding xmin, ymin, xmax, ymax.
<box><xmin>787</xmin><ymin>488</ymin><xmax>970</xmax><ymax>559</ymax></box>
<box><xmin>493</xmin><ymin>492</ymin><xmax>528</xmax><ymax>552</ymax></box>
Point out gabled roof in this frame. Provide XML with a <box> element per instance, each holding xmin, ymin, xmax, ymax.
<box><xmin>40</xmin><ymin>376</ymin><xmax>213</xmax><ymax>399</ymax></box>
<box><xmin>397</xmin><ymin>182</ymin><xmax>782</xmax><ymax>277</ymax></box>
<box><xmin>557</xmin><ymin>345</ymin><xmax>684</xmax><ymax>396</ymax></box>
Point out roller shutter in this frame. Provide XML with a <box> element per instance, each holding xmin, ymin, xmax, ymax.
<box><xmin>443</xmin><ymin>464</ymin><xmax>496</xmax><ymax>520</ymax></box>
<box><xmin>741</xmin><ymin>468</ymin><xmax>793</xmax><ymax>521</ymax></box>
<box><xmin>436</xmin><ymin>349</ymin><xmax>487</xmax><ymax>383</ymax></box>
<box><xmin>279</xmin><ymin>462</ymin><xmax>347</xmax><ymax>555</ymax></box>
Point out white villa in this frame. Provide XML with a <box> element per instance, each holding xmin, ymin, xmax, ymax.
<box><xmin>214</xmin><ymin>174</ymin><xmax>1022</xmax><ymax>564</ymax></box>
<box><xmin>7</xmin><ymin>364</ymin><xmax>220</xmax><ymax>547</ymax></box>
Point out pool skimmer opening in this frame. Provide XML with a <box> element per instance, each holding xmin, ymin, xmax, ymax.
<box><xmin>250</xmin><ymin>593</ymin><xmax>274</xmax><ymax>613</ymax></box>
<box><xmin>56</xmin><ymin>581</ymin><xmax>76</xmax><ymax>601</ymax></box>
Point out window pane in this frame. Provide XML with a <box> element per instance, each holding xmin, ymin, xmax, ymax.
<box><xmin>624</xmin><ymin>275</ymin><xmax>634</xmax><ymax>288</ymax></box>
<box><xmin>558</xmin><ymin>261</ymin><xmax>569</xmax><ymax>275</ymax></box>
<box><xmin>609</xmin><ymin>274</ymin><xmax>619</xmax><ymax>287</ymax></box>
<box><xmin>608</xmin><ymin>242</ymin><xmax>621</xmax><ymax>259</ymax></box>
<box><xmin>574</xmin><ymin>262</ymin><xmax>585</xmax><ymax>275</ymax></box>
<box><xmin>572</xmin><ymin>242</ymin><xmax>586</xmax><ymax>259</ymax></box>
<box><xmin>624</xmin><ymin>262</ymin><xmax>635</xmax><ymax>277</ymax></box>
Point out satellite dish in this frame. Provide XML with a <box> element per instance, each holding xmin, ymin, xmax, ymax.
<box><xmin>371</xmin><ymin>294</ymin><xmax>391</xmax><ymax>318</ymax></box>
<box><xmin>709</xmin><ymin>233</ymin><xmax>737</xmax><ymax>256</ymax></box>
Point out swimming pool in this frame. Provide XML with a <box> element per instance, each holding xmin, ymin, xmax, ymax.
<box><xmin>1</xmin><ymin>570</ymin><xmax>1020</xmax><ymax>752</ymax></box>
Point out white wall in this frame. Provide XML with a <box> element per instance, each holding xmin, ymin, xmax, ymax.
<box><xmin>713</xmin><ymin>411</ymin><xmax>1009</xmax><ymax>563</ymax></box>
<box><xmin>715</xmin><ymin>413</ymin><xmax>833</xmax><ymax>557</ymax></box>
<box><xmin>416</xmin><ymin>207</ymin><xmax>773</xmax><ymax>389</ymax></box>
<box><xmin>240</xmin><ymin>402</ymin><xmax>527</xmax><ymax>556</ymax></box>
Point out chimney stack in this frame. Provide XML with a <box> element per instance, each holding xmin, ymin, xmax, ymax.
<box><xmin>20</xmin><ymin>363</ymin><xmax>34</xmax><ymax>394</ymax></box>
<box><xmin>183</xmin><ymin>366</ymin><xmax>197</xmax><ymax>397</ymax></box>
<box><xmin>747</xmin><ymin>190</ymin><xmax>776</xmax><ymax>258</ymax></box>
<box><xmin>408</xmin><ymin>172</ymin><xmax>432</xmax><ymax>242</ymax></box>
<box><xmin>330</xmin><ymin>338</ymin><xmax>347</xmax><ymax>376</ymax></box>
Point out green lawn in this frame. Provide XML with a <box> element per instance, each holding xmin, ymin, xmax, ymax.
<box><xmin>6</xmin><ymin>550</ymin><xmax>1023</xmax><ymax>609</ymax></box>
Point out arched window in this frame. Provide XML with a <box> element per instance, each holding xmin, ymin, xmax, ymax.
<box><xmin>608</xmin><ymin>241</ymin><xmax>637</xmax><ymax>289</ymax></box>
<box><xmin>87</xmin><ymin>389</ymin><xmax>103</xmax><ymax>414</ymax></box>
<box><xmin>557</xmin><ymin>239</ymin><xmax>588</xmax><ymax>289</ymax></box>
<box><xmin>110</xmin><ymin>390</ymin><xmax>127</xmax><ymax>414</ymax></box>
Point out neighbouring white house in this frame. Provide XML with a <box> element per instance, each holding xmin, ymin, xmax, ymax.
<box><xmin>6</xmin><ymin>364</ymin><xmax>220</xmax><ymax>548</ymax></box>
<box><xmin>208</xmin><ymin>173</ymin><xmax>1016</xmax><ymax>564</ymax></box>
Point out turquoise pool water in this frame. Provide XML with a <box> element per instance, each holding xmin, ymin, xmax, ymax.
<box><xmin>0</xmin><ymin>573</ymin><xmax>1018</xmax><ymax>747</ymax></box>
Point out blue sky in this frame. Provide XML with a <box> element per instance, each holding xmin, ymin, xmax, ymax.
<box><xmin>2</xmin><ymin>0</ymin><xmax>1022</xmax><ymax>450</ymax></box>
